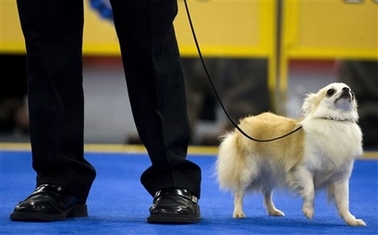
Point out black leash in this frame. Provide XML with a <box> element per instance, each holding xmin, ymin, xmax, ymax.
<box><xmin>182</xmin><ymin>0</ymin><xmax>303</xmax><ymax>142</ymax></box>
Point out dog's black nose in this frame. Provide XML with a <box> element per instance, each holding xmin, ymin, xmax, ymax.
<box><xmin>342</xmin><ymin>87</ymin><xmax>350</xmax><ymax>93</ymax></box>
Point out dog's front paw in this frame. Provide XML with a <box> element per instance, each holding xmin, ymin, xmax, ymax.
<box><xmin>346</xmin><ymin>218</ymin><xmax>366</xmax><ymax>226</ymax></box>
<box><xmin>340</xmin><ymin>211</ymin><xmax>366</xmax><ymax>226</ymax></box>
<box><xmin>302</xmin><ymin>207</ymin><xmax>314</xmax><ymax>219</ymax></box>
<box><xmin>233</xmin><ymin>211</ymin><xmax>246</xmax><ymax>218</ymax></box>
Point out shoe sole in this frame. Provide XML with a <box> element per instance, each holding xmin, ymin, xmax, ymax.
<box><xmin>147</xmin><ymin>214</ymin><xmax>200</xmax><ymax>224</ymax></box>
<box><xmin>10</xmin><ymin>204</ymin><xmax>88</xmax><ymax>221</ymax></box>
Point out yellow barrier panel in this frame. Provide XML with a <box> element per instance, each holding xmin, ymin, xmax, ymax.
<box><xmin>0</xmin><ymin>0</ymin><xmax>120</xmax><ymax>54</ymax></box>
<box><xmin>175</xmin><ymin>0</ymin><xmax>276</xmax><ymax>58</ymax></box>
<box><xmin>0</xmin><ymin>0</ymin><xmax>25</xmax><ymax>53</ymax></box>
<box><xmin>82</xmin><ymin>2</ymin><xmax>120</xmax><ymax>55</ymax></box>
<box><xmin>283</xmin><ymin>0</ymin><xmax>378</xmax><ymax>60</ymax></box>
<box><xmin>0</xmin><ymin>0</ymin><xmax>276</xmax><ymax>58</ymax></box>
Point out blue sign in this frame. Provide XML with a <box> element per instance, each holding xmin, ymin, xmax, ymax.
<box><xmin>89</xmin><ymin>0</ymin><xmax>113</xmax><ymax>21</ymax></box>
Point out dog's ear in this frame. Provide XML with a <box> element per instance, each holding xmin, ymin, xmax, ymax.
<box><xmin>301</xmin><ymin>93</ymin><xmax>316</xmax><ymax>117</ymax></box>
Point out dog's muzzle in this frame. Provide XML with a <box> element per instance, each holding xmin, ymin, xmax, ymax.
<box><xmin>336</xmin><ymin>87</ymin><xmax>352</xmax><ymax>102</ymax></box>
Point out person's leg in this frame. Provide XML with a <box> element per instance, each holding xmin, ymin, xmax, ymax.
<box><xmin>110</xmin><ymin>0</ymin><xmax>201</xmax><ymax>223</ymax></box>
<box><xmin>11</xmin><ymin>0</ymin><xmax>96</xmax><ymax>221</ymax></box>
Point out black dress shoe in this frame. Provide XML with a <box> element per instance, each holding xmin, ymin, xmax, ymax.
<box><xmin>147</xmin><ymin>188</ymin><xmax>200</xmax><ymax>224</ymax></box>
<box><xmin>10</xmin><ymin>184</ymin><xmax>87</xmax><ymax>221</ymax></box>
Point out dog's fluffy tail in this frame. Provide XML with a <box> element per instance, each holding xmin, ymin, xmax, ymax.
<box><xmin>216</xmin><ymin>132</ymin><xmax>249</xmax><ymax>192</ymax></box>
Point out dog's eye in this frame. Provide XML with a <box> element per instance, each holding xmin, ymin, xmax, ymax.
<box><xmin>326</xmin><ymin>89</ymin><xmax>335</xmax><ymax>97</ymax></box>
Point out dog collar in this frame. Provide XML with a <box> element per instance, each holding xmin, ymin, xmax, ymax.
<box><xmin>319</xmin><ymin>116</ymin><xmax>355</xmax><ymax>123</ymax></box>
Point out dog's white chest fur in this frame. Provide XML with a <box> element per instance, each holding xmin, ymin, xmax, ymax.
<box><xmin>301</xmin><ymin>118</ymin><xmax>363</xmax><ymax>188</ymax></box>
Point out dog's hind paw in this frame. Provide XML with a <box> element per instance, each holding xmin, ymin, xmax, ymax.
<box><xmin>268</xmin><ymin>209</ymin><xmax>285</xmax><ymax>217</ymax></box>
<box><xmin>233</xmin><ymin>211</ymin><xmax>246</xmax><ymax>218</ymax></box>
<box><xmin>303</xmin><ymin>208</ymin><xmax>314</xmax><ymax>219</ymax></box>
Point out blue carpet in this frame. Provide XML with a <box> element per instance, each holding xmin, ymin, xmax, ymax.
<box><xmin>1</xmin><ymin>150</ymin><xmax>377</xmax><ymax>234</ymax></box>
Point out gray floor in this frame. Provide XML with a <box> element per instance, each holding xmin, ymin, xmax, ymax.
<box><xmin>0</xmin><ymin>58</ymin><xmax>336</xmax><ymax>144</ymax></box>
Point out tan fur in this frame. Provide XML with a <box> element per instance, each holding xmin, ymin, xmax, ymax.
<box><xmin>216</xmin><ymin>82</ymin><xmax>365</xmax><ymax>226</ymax></box>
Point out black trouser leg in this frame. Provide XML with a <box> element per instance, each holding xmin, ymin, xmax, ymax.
<box><xmin>16</xmin><ymin>0</ymin><xmax>96</xmax><ymax>202</ymax></box>
<box><xmin>110</xmin><ymin>0</ymin><xmax>201</xmax><ymax>197</ymax></box>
